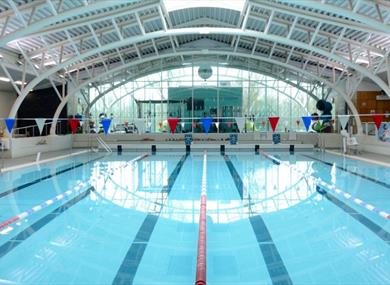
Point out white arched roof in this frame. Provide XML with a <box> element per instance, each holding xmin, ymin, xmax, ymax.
<box><xmin>0</xmin><ymin>0</ymin><xmax>388</xmax><ymax>127</ymax></box>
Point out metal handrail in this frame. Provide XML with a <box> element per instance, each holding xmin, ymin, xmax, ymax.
<box><xmin>96</xmin><ymin>136</ymin><xmax>112</xmax><ymax>153</ymax></box>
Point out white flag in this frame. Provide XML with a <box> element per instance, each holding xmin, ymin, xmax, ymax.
<box><xmin>181</xmin><ymin>122</ymin><xmax>185</xmax><ymax>128</ymax></box>
<box><xmin>35</xmin><ymin>118</ymin><xmax>46</xmax><ymax>135</ymax></box>
<box><xmin>235</xmin><ymin>117</ymin><xmax>245</xmax><ymax>132</ymax></box>
<box><xmin>338</xmin><ymin>115</ymin><xmax>349</xmax><ymax>130</ymax></box>
<box><xmin>215</xmin><ymin>122</ymin><xmax>219</xmax><ymax>129</ymax></box>
<box><xmin>134</xmin><ymin>118</ymin><xmax>145</xmax><ymax>134</ymax></box>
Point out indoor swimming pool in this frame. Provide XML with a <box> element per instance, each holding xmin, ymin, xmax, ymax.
<box><xmin>0</xmin><ymin>150</ymin><xmax>390</xmax><ymax>285</ymax></box>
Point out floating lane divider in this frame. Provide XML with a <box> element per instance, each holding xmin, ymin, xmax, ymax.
<box><xmin>302</xmin><ymin>154</ymin><xmax>390</xmax><ymax>190</ymax></box>
<box><xmin>0</xmin><ymin>153</ymin><xmax>149</xmax><ymax>231</ymax></box>
<box><xmin>195</xmin><ymin>150</ymin><xmax>207</xmax><ymax>285</ymax></box>
<box><xmin>0</xmin><ymin>155</ymin><xmax>104</xmax><ymax>199</ymax></box>
<box><xmin>260</xmin><ymin>150</ymin><xmax>281</xmax><ymax>165</ymax></box>
<box><xmin>260</xmin><ymin>151</ymin><xmax>390</xmax><ymax>221</ymax></box>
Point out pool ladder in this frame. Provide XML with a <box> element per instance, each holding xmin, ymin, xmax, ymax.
<box><xmin>96</xmin><ymin>136</ymin><xmax>112</xmax><ymax>153</ymax></box>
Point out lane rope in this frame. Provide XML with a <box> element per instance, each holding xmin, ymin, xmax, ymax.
<box><xmin>0</xmin><ymin>153</ymin><xmax>149</xmax><ymax>230</ymax></box>
<box><xmin>195</xmin><ymin>150</ymin><xmax>207</xmax><ymax>285</ymax></box>
<box><xmin>260</xmin><ymin>150</ymin><xmax>390</xmax><ymax>221</ymax></box>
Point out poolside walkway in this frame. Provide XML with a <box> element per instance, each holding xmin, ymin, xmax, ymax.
<box><xmin>0</xmin><ymin>148</ymin><xmax>92</xmax><ymax>173</ymax></box>
<box><xmin>326</xmin><ymin>149</ymin><xmax>390</xmax><ymax>167</ymax></box>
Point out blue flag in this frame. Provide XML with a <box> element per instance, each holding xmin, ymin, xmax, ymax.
<box><xmin>301</xmin><ymin>116</ymin><xmax>312</xmax><ymax>131</ymax></box>
<box><xmin>102</xmin><ymin>118</ymin><xmax>112</xmax><ymax>135</ymax></box>
<box><xmin>202</xmin><ymin>117</ymin><xmax>212</xmax><ymax>133</ymax></box>
<box><xmin>5</xmin><ymin>118</ymin><xmax>15</xmax><ymax>134</ymax></box>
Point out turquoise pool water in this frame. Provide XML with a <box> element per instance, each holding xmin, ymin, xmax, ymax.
<box><xmin>0</xmin><ymin>150</ymin><xmax>389</xmax><ymax>285</ymax></box>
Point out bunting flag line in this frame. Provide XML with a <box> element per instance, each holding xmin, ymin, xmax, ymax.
<box><xmin>268</xmin><ymin>116</ymin><xmax>279</xmax><ymax>132</ymax></box>
<box><xmin>102</xmin><ymin>118</ymin><xmax>112</xmax><ymax>135</ymax></box>
<box><xmin>202</xmin><ymin>117</ymin><xmax>212</xmax><ymax>133</ymax></box>
<box><xmin>301</xmin><ymin>116</ymin><xmax>312</xmax><ymax>131</ymax></box>
<box><xmin>168</xmin><ymin>118</ymin><xmax>179</xmax><ymax>134</ymax></box>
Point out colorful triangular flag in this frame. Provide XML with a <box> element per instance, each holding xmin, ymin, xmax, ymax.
<box><xmin>4</xmin><ymin>118</ymin><xmax>15</xmax><ymax>134</ymax></box>
<box><xmin>35</xmin><ymin>118</ymin><xmax>46</xmax><ymax>135</ymax></box>
<box><xmin>102</xmin><ymin>118</ymin><xmax>111</xmax><ymax>135</ymax></box>
<box><xmin>338</xmin><ymin>115</ymin><xmax>349</xmax><ymax>130</ymax></box>
<box><xmin>235</xmin><ymin>117</ymin><xmax>245</xmax><ymax>132</ymax></box>
<box><xmin>268</xmin><ymin>116</ymin><xmax>279</xmax><ymax>132</ymax></box>
<box><xmin>202</xmin><ymin>117</ymin><xmax>212</xmax><ymax>133</ymax></box>
<box><xmin>168</xmin><ymin>118</ymin><xmax>179</xmax><ymax>134</ymax></box>
<box><xmin>134</xmin><ymin>118</ymin><xmax>145</xmax><ymax>134</ymax></box>
<box><xmin>372</xmin><ymin>114</ymin><xmax>384</xmax><ymax>130</ymax></box>
<box><xmin>68</xmin><ymin>118</ymin><xmax>80</xmax><ymax>134</ymax></box>
<box><xmin>301</xmin><ymin>116</ymin><xmax>312</xmax><ymax>131</ymax></box>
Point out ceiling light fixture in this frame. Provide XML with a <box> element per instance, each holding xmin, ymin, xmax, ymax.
<box><xmin>0</xmin><ymin>76</ymin><xmax>10</xmax><ymax>82</ymax></box>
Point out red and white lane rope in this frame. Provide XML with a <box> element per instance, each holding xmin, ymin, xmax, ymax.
<box><xmin>260</xmin><ymin>150</ymin><xmax>390</xmax><ymax>221</ymax></box>
<box><xmin>0</xmin><ymin>153</ymin><xmax>149</xmax><ymax>231</ymax></box>
<box><xmin>195</xmin><ymin>150</ymin><xmax>207</xmax><ymax>285</ymax></box>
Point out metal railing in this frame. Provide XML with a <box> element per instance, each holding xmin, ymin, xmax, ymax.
<box><xmin>96</xmin><ymin>136</ymin><xmax>112</xmax><ymax>153</ymax></box>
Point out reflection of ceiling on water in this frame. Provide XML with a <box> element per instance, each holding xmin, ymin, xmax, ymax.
<box><xmin>91</xmin><ymin>158</ymin><xmax>317</xmax><ymax>223</ymax></box>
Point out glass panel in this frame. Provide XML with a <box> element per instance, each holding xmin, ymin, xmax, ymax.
<box><xmin>86</xmin><ymin>65</ymin><xmax>319</xmax><ymax>134</ymax></box>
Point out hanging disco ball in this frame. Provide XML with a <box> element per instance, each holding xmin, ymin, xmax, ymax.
<box><xmin>198</xmin><ymin>65</ymin><xmax>213</xmax><ymax>81</ymax></box>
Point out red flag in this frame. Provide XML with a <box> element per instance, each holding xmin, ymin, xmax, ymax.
<box><xmin>68</xmin><ymin>118</ymin><xmax>80</xmax><ymax>134</ymax></box>
<box><xmin>372</xmin><ymin>114</ymin><xmax>384</xmax><ymax>130</ymax></box>
<box><xmin>268</xmin><ymin>116</ymin><xmax>279</xmax><ymax>132</ymax></box>
<box><xmin>227</xmin><ymin>121</ymin><xmax>232</xmax><ymax>128</ymax></box>
<box><xmin>168</xmin><ymin>118</ymin><xmax>179</xmax><ymax>134</ymax></box>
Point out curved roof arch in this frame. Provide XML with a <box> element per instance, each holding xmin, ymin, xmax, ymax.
<box><xmin>87</xmin><ymin>62</ymin><xmax>324</xmax><ymax>111</ymax></box>
<box><xmin>7</xmin><ymin>26</ymin><xmax>390</xmax><ymax>120</ymax></box>
<box><xmin>91</xmin><ymin>69</ymin><xmax>315</xmax><ymax>119</ymax></box>
<box><xmin>0</xmin><ymin>0</ymin><xmax>388</xmax><ymax>133</ymax></box>
<box><xmin>48</xmin><ymin>50</ymin><xmax>363</xmax><ymax>135</ymax></box>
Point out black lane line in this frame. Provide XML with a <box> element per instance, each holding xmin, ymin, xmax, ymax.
<box><xmin>0</xmin><ymin>186</ymin><xmax>94</xmax><ymax>259</ymax></box>
<box><xmin>317</xmin><ymin>186</ymin><xmax>390</xmax><ymax>245</ymax></box>
<box><xmin>112</xmin><ymin>154</ymin><xmax>188</xmax><ymax>285</ymax></box>
<box><xmin>223</xmin><ymin>154</ymin><xmax>293</xmax><ymax>285</ymax></box>
<box><xmin>0</xmin><ymin>155</ymin><xmax>103</xmax><ymax>199</ymax></box>
<box><xmin>303</xmin><ymin>154</ymin><xmax>390</xmax><ymax>190</ymax></box>
<box><xmin>223</xmin><ymin>155</ymin><xmax>243</xmax><ymax>199</ymax></box>
<box><xmin>250</xmin><ymin>216</ymin><xmax>293</xmax><ymax>285</ymax></box>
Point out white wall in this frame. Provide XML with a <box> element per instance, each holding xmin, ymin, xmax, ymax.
<box><xmin>7</xmin><ymin>135</ymin><xmax>73</xmax><ymax>158</ymax></box>
<box><xmin>72</xmin><ymin>132</ymin><xmax>342</xmax><ymax>149</ymax></box>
